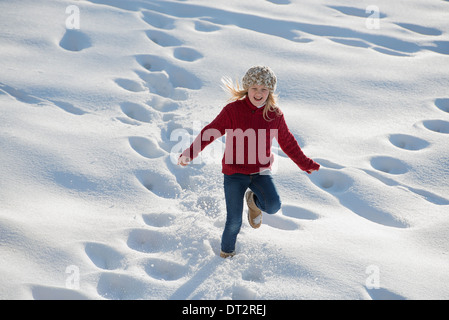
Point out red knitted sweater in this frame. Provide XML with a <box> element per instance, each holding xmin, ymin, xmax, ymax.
<box><xmin>181</xmin><ymin>97</ymin><xmax>320</xmax><ymax>175</ymax></box>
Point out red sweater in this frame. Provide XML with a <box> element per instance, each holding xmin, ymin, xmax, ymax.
<box><xmin>181</xmin><ymin>97</ymin><xmax>320</xmax><ymax>175</ymax></box>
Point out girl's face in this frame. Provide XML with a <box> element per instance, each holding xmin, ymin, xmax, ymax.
<box><xmin>248</xmin><ymin>84</ymin><xmax>269</xmax><ymax>107</ymax></box>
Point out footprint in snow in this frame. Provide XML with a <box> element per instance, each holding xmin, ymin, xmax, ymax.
<box><xmin>142</xmin><ymin>212</ymin><xmax>176</xmax><ymax>228</ymax></box>
<box><xmin>59</xmin><ymin>29</ymin><xmax>92</xmax><ymax>52</ymax></box>
<box><xmin>146</xmin><ymin>29</ymin><xmax>183</xmax><ymax>47</ymax></box>
<box><xmin>141</xmin><ymin>10</ymin><xmax>175</xmax><ymax>30</ymax></box>
<box><xmin>194</xmin><ymin>20</ymin><xmax>221</xmax><ymax>33</ymax></box>
<box><xmin>114</xmin><ymin>78</ymin><xmax>147</xmax><ymax>93</ymax></box>
<box><xmin>84</xmin><ymin>242</ymin><xmax>125</xmax><ymax>270</ymax></box>
<box><xmin>309</xmin><ymin>168</ymin><xmax>353</xmax><ymax>193</ymax></box>
<box><xmin>84</xmin><ymin>242</ymin><xmax>152</xmax><ymax>300</ymax></box>
<box><xmin>135</xmin><ymin>169</ymin><xmax>182</xmax><ymax>199</ymax></box>
<box><xmin>365</xmin><ymin>287</ymin><xmax>406</xmax><ymax>300</ymax></box>
<box><xmin>119</xmin><ymin>101</ymin><xmax>158</xmax><ymax>123</ymax></box>
<box><xmin>281</xmin><ymin>204</ymin><xmax>320</xmax><ymax>221</ymax></box>
<box><xmin>370</xmin><ymin>156</ymin><xmax>409</xmax><ymax>175</ymax></box>
<box><xmin>52</xmin><ymin>171</ymin><xmax>99</xmax><ymax>192</ymax></box>
<box><xmin>173</xmin><ymin>47</ymin><xmax>203</xmax><ymax>62</ymax></box>
<box><xmin>143</xmin><ymin>257</ymin><xmax>188</xmax><ymax>281</ymax></box>
<box><xmin>129</xmin><ymin>136</ymin><xmax>166</xmax><ymax>159</ymax></box>
<box><xmin>127</xmin><ymin>228</ymin><xmax>178</xmax><ymax>253</ymax></box>
<box><xmin>147</xmin><ymin>95</ymin><xmax>180</xmax><ymax>112</ymax></box>
<box><xmin>262</xmin><ymin>203</ymin><xmax>320</xmax><ymax>231</ymax></box>
<box><xmin>422</xmin><ymin>120</ymin><xmax>449</xmax><ymax>134</ymax></box>
<box><xmin>388</xmin><ymin>134</ymin><xmax>430</xmax><ymax>151</ymax></box>
<box><xmin>314</xmin><ymin>158</ymin><xmax>345</xmax><ymax>170</ymax></box>
<box><xmin>262</xmin><ymin>213</ymin><xmax>299</xmax><ymax>231</ymax></box>
<box><xmin>435</xmin><ymin>98</ymin><xmax>449</xmax><ymax>113</ymax></box>
<box><xmin>136</xmin><ymin>70</ymin><xmax>175</xmax><ymax>98</ymax></box>
<box><xmin>135</xmin><ymin>54</ymin><xmax>203</xmax><ymax>91</ymax></box>
<box><xmin>31</xmin><ymin>285</ymin><xmax>91</xmax><ymax>300</ymax></box>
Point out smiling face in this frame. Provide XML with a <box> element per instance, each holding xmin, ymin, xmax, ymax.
<box><xmin>248</xmin><ymin>84</ymin><xmax>269</xmax><ymax>107</ymax></box>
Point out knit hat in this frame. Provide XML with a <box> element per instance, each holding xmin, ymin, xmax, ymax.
<box><xmin>242</xmin><ymin>66</ymin><xmax>277</xmax><ymax>92</ymax></box>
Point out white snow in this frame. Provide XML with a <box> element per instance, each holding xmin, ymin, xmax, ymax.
<box><xmin>1</xmin><ymin>0</ymin><xmax>448</xmax><ymax>300</ymax></box>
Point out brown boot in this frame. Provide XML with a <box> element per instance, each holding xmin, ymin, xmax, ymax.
<box><xmin>245</xmin><ymin>190</ymin><xmax>262</xmax><ymax>229</ymax></box>
<box><xmin>220</xmin><ymin>251</ymin><xmax>235</xmax><ymax>258</ymax></box>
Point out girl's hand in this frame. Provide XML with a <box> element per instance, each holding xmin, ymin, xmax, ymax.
<box><xmin>306</xmin><ymin>168</ymin><xmax>318</xmax><ymax>174</ymax></box>
<box><xmin>178</xmin><ymin>155</ymin><xmax>191</xmax><ymax>166</ymax></box>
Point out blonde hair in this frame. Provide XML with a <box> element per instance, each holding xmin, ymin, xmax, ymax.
<box><xmin>221</xmin><ymin>77</ymin><xmax>282</xmax><ymax>122</ymax></box>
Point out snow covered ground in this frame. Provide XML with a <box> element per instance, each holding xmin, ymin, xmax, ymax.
<box><xmin>1</xmin><ymin>0</ymin><xmax>448</xmax><ymax>300</ymax></box>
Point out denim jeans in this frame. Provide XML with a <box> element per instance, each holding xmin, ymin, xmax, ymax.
<box><xmin>221</xmin><ymin>172</ymin><xmax>281</xmax><ymax>253</ymax></box>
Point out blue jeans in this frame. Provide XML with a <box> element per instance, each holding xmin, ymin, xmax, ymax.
<box><xmin>221</xmin><ymin>172</ymin><xmax>281</xmax><ymax>253</ymax></box>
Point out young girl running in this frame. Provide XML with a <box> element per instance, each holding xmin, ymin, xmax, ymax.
<box><xmin>178</xmin><ymin>66</ymin><xmax>320</xmax><ymax>258</ymax></box>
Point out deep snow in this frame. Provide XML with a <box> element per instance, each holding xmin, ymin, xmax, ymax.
<box><xmin>0</xmin><ymin>0</ymin><xmax>448</xmax><ymax>300</ymax></box>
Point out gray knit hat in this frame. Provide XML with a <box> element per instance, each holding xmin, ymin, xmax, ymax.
<box><xmin>242</xmin><ymin>66</ymin><xmax>277</xmax><ymax>92</ymax></box>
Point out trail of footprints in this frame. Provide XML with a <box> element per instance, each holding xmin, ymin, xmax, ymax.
<box><xmin>84</xmin><ymin>203</ymin><xmax>319</xmax><ymax>299</ymax></box>
<box><xmin>113</xmin><ymin>7</ymin><xmax>214</xmax><ymax>198</ymax></box>
<box><xmin>87</xmin><ymin>7</ymin><xmax>211</xmax><ymax>299</ymax></box>
<box><xmin>84</xmin><ymin>212</ymin><xmax>190</xmax><ymax>300</ymax></box>
<box><xmin>309</xmin><ymin>98</ymin><xmax>449</xmax><ymax>228</ymax></box>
